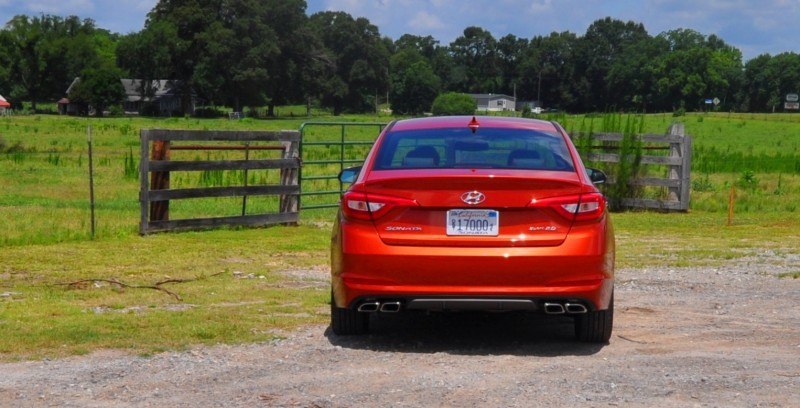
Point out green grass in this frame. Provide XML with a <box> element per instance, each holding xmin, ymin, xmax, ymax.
<box><xmin>614</xmin><ymin>212</ymin><xmax>799</xmax><ymax>268</ymax></box>
<box><xmin>0</xmin><ymin>226</ymin><xmax>330</xmax><ymax>361</ymax></box>
<box><xmin>1</xmin><ymin>110</ymin><xmax>800</xmax><ymax>361</ymax></box>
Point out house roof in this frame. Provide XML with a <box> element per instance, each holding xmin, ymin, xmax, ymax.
<box><xmin>0</xmin><ymin>94</ymin><xmax>9</xmax><ymax>108</ymax></box>
<box><xmin>121</xmin><ymin>79</ymin><xmax>182</xmax><ymax>102</ymax></box>
<box><xmin>66</xmin><ymin>78</ymin><xmax>183</xmax><ymax>103</ymax></box>
<box><xmin>468</xmin><ymin>93</ymin><xmax>516</xmax><ymax>101</ymax></box>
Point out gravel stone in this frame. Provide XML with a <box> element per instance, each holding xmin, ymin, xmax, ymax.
<box><xmin>1</xmin><ymin>259</ymin><xmax>799</xmax><ymax>407</ymax></box>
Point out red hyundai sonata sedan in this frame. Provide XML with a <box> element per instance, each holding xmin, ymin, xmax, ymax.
<box><xmin>330</xmin><ymin>116</ymin><xmax>615</xmax><ymax>342</ymax></box>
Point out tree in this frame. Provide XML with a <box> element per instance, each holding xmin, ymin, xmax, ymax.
<box><xmin>0</xmin><ymin>15</ymin><xmax>104</xmax><ymax>109</ymax></box>
<box><xmin>517</xmin><ymin>31</ymin><xmax>581</xmax><ymax>110</ymax></box>
<box><xmin>389</xmin><ymin>49</ymin><xmax>440</xmax><ymax>115</ymax></box>
<box><xmin>68</xmin><ymin>64</ymin><xmax>125</xmax><ymax>116</ymax></box>
<box><xmin>116</xmin><ymin>20</ymin><xmax>179</xmax><ymax>105</ymax></box>
<box><xmin>431</xmin><ymin>92</ymin><xmax>475</xmax><ymax>115</ymax></box>
<box><xmin>496</xmin><ymin>34</ymin><xmax>528</xmax><ymax>96</ymax></box>
<box><xmin>743</xmin><ymin>53</ymin><xmax>800</xmax><ymax>112</ymax></box>
<box><xmin>606</xmin><ymin>35</ymin><xmax>669</xmax><ymax>111</ymax></box>
<box><xmin>577</xmin><ymin>18</ymin><xmax>650</xmax><ymax>110</ymax></box>
<box><xmin>449</xmin><ymin>27</ymin><xmax>500</xmax><ymax>92</ymax></box>
<box><xmin>308</xmin><ymin>11</ymin><xmax>390</xmax><ymax>114</ymax></box>
<box><xmin>395</xmin><ymin>34</ymin><xmax>455</xmax><ymax>91</ymax></box>
<box><xmin>653</xmin><ymin>29</ymin><xmax>743</xmax><ymax>111</ymax></box>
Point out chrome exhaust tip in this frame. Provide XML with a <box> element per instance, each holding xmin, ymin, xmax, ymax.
<box><xmin>379</xmin><ymin>301</ymin><xmax>401</xmax><ymax>313</ymax></box>
<box><xmin>543</xmin><ymin>302</ymin><xmax>566</xmax><ymax>314</ymax></box>
<box><xmin>357</xmin><ymin>302</ymin><xmax>380</xmax><ymax>313</ymax></box>
<box><xmin>565</xmin><ymin>303</ymin><xmax>588</xmax><ymax>314</ymax></box>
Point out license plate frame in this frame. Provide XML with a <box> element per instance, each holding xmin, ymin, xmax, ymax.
<box><xmin>446</xmin><ymin>209</ymin><xmax>499</xmax><ymax>236</ymax></box>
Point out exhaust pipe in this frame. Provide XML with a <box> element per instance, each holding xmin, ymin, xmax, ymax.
<box><xmin>380</xmin><ymin>301</ymin><xmax>401</xmax><ymax>313</ymax></box>
<box><xmin>543</xmin><ymin>303</ymin><xmax>566</xmax><ymax>314</ymax></box>
<box><xmin>565</xmin><ymin>303</ymin><xmax>588</xmax><ymax>314</ymax></box>
<box><xmin>357</xmin><ymin>302</ymin><xmax>380</xmax><ymax>312</ymax></box>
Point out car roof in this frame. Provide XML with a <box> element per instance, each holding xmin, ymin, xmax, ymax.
<box><xmin>389</xmin><ymin>116</ymin><xmax>559</xmax><ymax>133</ymax></box>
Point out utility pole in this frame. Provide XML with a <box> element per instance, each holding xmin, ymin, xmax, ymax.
<box><xmin>537</xmin><ymin>70</ymin><xmax>542</xmax><ymax>108</ymax></box>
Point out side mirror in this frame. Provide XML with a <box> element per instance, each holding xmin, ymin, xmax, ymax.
<box><xmin>339</xmin><ymin>166</ymin><xmax>362</xmax><ymax>184</ymax></box>
<box><xmin>587</xmin><ymin>168</ymin><xmax>607</xmax><ymax>185</ymax></box>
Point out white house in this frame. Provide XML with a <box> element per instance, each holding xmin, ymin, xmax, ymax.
<box><xmin>469</xmin><ymin>93</ymin><xmax>516</xmax><ymax>112</ymax></box>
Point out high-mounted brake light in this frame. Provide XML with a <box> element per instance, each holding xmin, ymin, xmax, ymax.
<box><xmin>468</xmin><ymin>116</ymin><xmax>480</xmax><ymax>133</ymax></box>
<box><xmin>341</xmin><ymin>191</ymin><xmax>418</xmax><ymax>221</ymax></box>
<box><xmin>529</xmin><ymin>193</ymin><xmax>606</xmax><ymax>222</ymax></box>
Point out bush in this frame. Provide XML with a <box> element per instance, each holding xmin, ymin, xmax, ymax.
<box><xmin>194</xmin><ymin>107</ymin><xmax>225</xmax><ymax>118</ymax></box>
<box><xmin>108</xmin><ymin>105</ymin><xmax>124</xmax><ymax>116</ymax></box>
<box><xmin>736</xmin><ymin>170</ymin><xmax>759</xmax><ymax>190</ymax></box>
<box><xmin>431</xmin><ymin>92</ymin><xmax>476</xmax><ymax>116</ymax></box>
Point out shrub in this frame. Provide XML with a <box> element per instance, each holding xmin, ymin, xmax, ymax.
<box><xmin>520</xmin><ymin>104</ymin><xmax>532</xmax><ymax>118</ymax></box>
<box><xmin>194</xmin><ymin>107</ymin><xmax>225</xmax><ymax>118</ymax></box>
<box><xmin>431</xmin><ymin>92</ymin><xmax>476</xmax><ymax>116</ymax></box>
<box><xmin>108</xmin><ymin>105</ymin><xmax>124</xmax><ymax>116</ymax></box>
<box><xmin>736</xmin><ymin>170</ymin><xmax>759</xmax><ymax>189</ymax></box>
<box><xmin>692</xmin><ymin>174</ymin><xmax>714</xmax><ymax>192</ymax></box>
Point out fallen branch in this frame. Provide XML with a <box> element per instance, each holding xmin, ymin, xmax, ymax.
<box><xmin>57</xmin><ymin>271</ymin><xmax>226</xmax><ymax>301</ymax></box>
<box><xmin>617</xmin><ymin>334</ymin><xmax>648</xmax><ymax>344</ymax></box>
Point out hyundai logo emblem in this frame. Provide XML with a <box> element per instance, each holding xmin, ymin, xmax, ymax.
<box><xmin>461</xmin><ymin>191</ymin><xmax>486</xmax><ymax>205</ymax></box>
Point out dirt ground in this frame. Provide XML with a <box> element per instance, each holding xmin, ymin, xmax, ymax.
<box><xmin>1</xmin><ymin>253</ymin><xmax>799</xmax><ymax>407</ymax></box>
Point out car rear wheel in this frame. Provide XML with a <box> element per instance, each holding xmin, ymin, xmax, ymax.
<box><xmin>574</xmin><ymin>294</ymin><xmax>613</xmax><ymax>343</ymax></box>
<box><xmin>330</xmin><ymin>296</ymin><xmax>369</xmax><ymax>335</ymax></box>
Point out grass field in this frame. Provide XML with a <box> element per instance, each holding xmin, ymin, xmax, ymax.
<box><xmin>1</xmin><ymin>110</ymin><xmax>799</xmax><ymax>361</ymax></box>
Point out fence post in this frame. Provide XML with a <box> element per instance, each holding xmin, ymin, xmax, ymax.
<box><xmin>149</xmin><ymin>140</ymin><xmax>170</xmax><ymax>222</ymax></box>
<box><xmin>280</xmin><ymin>138</ymin><xmax>300</xmax><ymax>223</ymax></box>
<box><xmin>667</xmin><ymin>123</ymin><xmax>684</xmax><ymax>203</ymax></box>
<box><xmin>87</xmin><ymin>125</ymin><xmax>96</xmax><ymax>239</ymax></box>
<box><xmin>680</xmin><ymin>131</ymin><xmax>692</xmax><ymax>211</ymax></box>
<box><xmin>139</xmin><ymin>131</ymin><xmax>150</xmax><ymax>235</ymax></box>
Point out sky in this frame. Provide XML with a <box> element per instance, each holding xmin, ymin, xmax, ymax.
<box><xmin>2</xmin><ymin>0</ymin><xmax>799</xmax><ymax>61</ymax></box>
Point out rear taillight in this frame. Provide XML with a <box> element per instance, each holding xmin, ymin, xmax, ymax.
<box><xmin>529</xmin><ymin>193</ymin><xmax>606</xmax><ymax>222</ymax></box>
<box><xmin>341</xmin><ymin>191</ymin><xmax>418</xmax><ymax>221</ymax></box>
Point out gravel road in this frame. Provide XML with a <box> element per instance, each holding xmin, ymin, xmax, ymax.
<box><xmin>1</xmin><ymin>253</ymin><xmax>799</xmax><ymax>407</ymax></box>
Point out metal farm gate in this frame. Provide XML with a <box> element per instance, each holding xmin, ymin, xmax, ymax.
<box><xmin>298</xmin><ymin>122</ymin><xmax>386</xmax><ymax>210</ymax></box>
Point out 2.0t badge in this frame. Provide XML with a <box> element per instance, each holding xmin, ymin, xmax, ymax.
<box><xmin>460</xmin><ymin>191</ymin><xmax>486</xmax><ymax>205</ymax></box>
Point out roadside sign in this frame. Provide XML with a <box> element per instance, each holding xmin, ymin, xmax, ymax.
<box><xmin>787</xmin><ymin>93</ymin><xmax>799</xmax><ymax>102</ymax></box>
<box><xmin>713</xmin><ymin>97</ymin><xmax>720</xmax><ymax>106</ymax></box>
<box><xmin>785</xmin><ymin>102</ymin><xmax>799</xmax><ymax>110</ymax></box>
<box><xmin>704</xmin><ymin>99</ymin><xmax>713</xmax><ymax>104</ymax></box>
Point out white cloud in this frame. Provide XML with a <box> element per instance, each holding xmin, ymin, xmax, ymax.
<box><xmin>409</xmin><ymin>10</ymin><xmax>445</xmax><ymax>31</ymax></box>
<box><xmin>528</xmin><ymin>0</ymin><xmax>553</xmax><ymax>13</ymax></box>
<box><xmin>25</xmin><ymin>0</ymin><xmax>94</xmax><ymax>14</ymax></box>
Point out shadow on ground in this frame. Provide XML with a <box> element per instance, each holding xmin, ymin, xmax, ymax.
<box><xmin>325</xmin><ymin>311</ymin><xmax>606</xmax><ymax>357</ymax></box>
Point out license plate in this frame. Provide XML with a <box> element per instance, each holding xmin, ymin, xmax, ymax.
<box><xmin>446</xmin><ymin>209</ymin><xmax>499</xmax><ymax>236</ymax></box>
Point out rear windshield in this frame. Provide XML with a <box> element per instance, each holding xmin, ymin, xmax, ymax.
<box><xmin>373</xmin><ymin>128</ymin><xmax>575</xmax><ymax>171</ymax></box>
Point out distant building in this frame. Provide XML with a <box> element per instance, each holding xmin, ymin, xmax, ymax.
<box><xmin>62</xmin><ymin>78</ymin><xmax>195</xmax><ymax>116</ymax></box>
<box><xmin>120</xmin><ymin>79</ymin><xmax>195</xmax><ymax>116</ymax></box>
<box><xmin>469</xmin><ymin>94</ymin><xmax>516</xmax><ymax>112</ymax></box>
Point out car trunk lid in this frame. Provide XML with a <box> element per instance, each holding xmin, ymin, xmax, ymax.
<box><xmin>363</xmin><ymin>170</ymin><xmax>584</xmax><ymax>247</ymax></box>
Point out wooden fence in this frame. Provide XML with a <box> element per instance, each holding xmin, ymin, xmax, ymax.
<box><xmin>139</xmin><ymin>129</ymin><xmax>300</xmax><ymax>234</ymax></box>
<box><xmin>580</xmin><ymin>123</ymin><xmax>692</xmax><ymax>211</ymax></box>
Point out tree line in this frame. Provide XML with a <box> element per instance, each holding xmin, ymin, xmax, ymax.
<box><xmin>1</xmin><ymin>1</ymin><xmax>800</xmax><ymax>116</ymax></box>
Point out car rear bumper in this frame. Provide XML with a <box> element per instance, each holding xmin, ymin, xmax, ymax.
<box><xmin>332</xmin><ymin>218</ymin><xmax>615</xmax><ymax>311</ymax></box>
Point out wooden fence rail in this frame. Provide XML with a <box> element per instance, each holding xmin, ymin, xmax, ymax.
<box><xmin>139</xmin><ymin>129</ymin><xmax>300</xmax><ymax>234</ymax></box>
<box><xmin>579</xmin><ymin>123</ymin><xmax>692</xmax><ymax>211</ymax></box>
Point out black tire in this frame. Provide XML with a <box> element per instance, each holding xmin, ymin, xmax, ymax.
<box><xmin>575</xmin><ymin>295</ymin><xmax>613</xmax><ymax>343</ymax></box>
<box><xmin>331</xmin><ymin>297</ymin><xmax>369</xmax><ymax>335</ymax></box>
